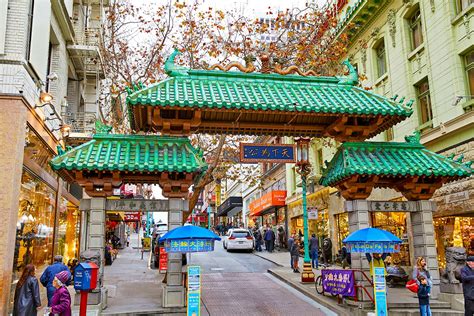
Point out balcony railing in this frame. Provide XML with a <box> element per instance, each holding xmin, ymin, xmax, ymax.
<box><xmin>62</xmin><ymin>111</ymin><xmax>97</xmax><ymax>134</ymax></box>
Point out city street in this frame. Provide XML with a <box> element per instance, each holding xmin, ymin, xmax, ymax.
<box><xmin>192</xmin><ymin>242</ymin><xmax>336</xmax><ymax>316</ymax></box>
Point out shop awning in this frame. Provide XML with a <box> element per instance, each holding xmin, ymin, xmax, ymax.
<box><xmin>217</xmin><ymin>196</ymin><xmax>243</xmax><ymax>217</ymax></box>
<box><xmin>250</xmin><ymin>190</ymin><xmax>287</xmax><ymax>217</ymax></box>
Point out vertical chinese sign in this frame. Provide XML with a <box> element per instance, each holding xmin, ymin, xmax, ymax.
<box><xmin>187</xmin><ymin>266</ymin><xmax>201</xmax><ymax>316</ymax></box>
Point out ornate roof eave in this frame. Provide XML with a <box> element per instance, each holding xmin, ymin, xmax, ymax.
<box><xmin>320</xmin><ymin>132</ymin><xmax>473</xmax><ymax>200</ymax></box>
<box><xmin>50</xmin><ymin>133</ymin><xmax>207</xmax><ymax>198</ymax></box>
<box><xmin>335</xmin><ymin>0</ymin><xmax>390</xmax><ymax>43</ymax></box>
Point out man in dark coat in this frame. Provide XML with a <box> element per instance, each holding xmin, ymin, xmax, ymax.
<box><xmin>264</xmin><ymin>227</ymin><xmax>275</xmax><ymax>252</ymax></box>
<box><xmin>40</xmin><ymin>255</ymin><xmax>70</xmax><ymax>306</ymax></box>
<box><xmin>461</xmin><ymin>256</ymin><xmax>474</xmax><ymax>316</ymax></box>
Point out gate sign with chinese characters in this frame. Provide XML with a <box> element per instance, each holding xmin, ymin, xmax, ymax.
<box><xmin>368</xmin><ymin>201</ymin><xmax>417</xmax><ymax>212</ymax></box>
<box><xmin>164</xmin><ymin>239</ymin><xmax>215</xmax><ymax>253</ymax></box>
<box><xmin>240</xmin><ymin>143</ymin><xmax>296</xmax><ymax>163</ymax></box>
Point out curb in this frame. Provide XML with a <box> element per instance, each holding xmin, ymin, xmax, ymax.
<box><xmin>267</xmin><ymin>268</ymin><xmax>351</xmax><ymax>316</ymax></box>
<box><xmin>253</xmin><ymin>252</ymin><xmax>284</xmax><ymax>267</ymax></box>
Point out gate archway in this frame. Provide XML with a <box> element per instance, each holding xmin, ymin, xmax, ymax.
<box><xmin>50</xmin><ymin>50</ymin><xmax>472</xmax><ymax>308</ymax></box>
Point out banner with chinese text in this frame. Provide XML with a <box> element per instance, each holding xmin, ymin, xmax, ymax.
<box><xmin>165</xmin><ymin>239</ymin><xmax>215</xmax><ymax>253</ymax></box>
<box><xmin>321</xmin><ymin>269</ymin><xmax>355</xmax><ymax>297</ymax></box>
<box><xmin>346</xmin><ymin>242</ymin><xmax>400</xmax><ymax>253</ymax></box>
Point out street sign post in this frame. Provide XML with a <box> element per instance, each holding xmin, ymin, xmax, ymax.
<box><xmin>374</xmin><ymin>267</ymin><xmax>388</xmax><ymax>316</ymax></box>
<box><xmin>187</xmin><ymin>266</ymin><xmax>201</xmax><ymax>316</ymax></box>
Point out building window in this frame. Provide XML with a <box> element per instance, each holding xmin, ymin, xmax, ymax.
<box><xmin>416</xmin><ymin>79</ymin><xmax>433</xmax><ymax>127</ymax></box>
<box><xmin>409</xmin><ymin>9</ymin><xmax>423</xmax><ymax>50</ymax></box>
<box><xmin>465</xmin><ymin>50</ymin><xmax>474</xmax><ymax>99</ymax></box>
<box><xmin>375</xmin><ymin>39</ymin><xmax>387</xmax><ymax>78</ymax></box>
<box><xmin>457</xmin><ymin>0</ymin><xmax>473</xmax><ymax>13</ymax></box>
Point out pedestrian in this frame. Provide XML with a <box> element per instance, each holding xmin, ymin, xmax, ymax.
<box><xmin>67</xmin><ymin>259</ymin><xmax>78</xmax><ymax>280</ymax></box>
<box><xmin>278</xmin><ymin>226</ymin><xmax>287</xmax><ymax>249</ymax></box>
<box><xmin>264</xmin><ymin>227</ymin><xmax>275</xmax><ymax>252</ymax></box>
<box><xmin>269</xmin><ymin>227</ymin><xmax>276</xmax><ymax>252</ymax></box>
<box><xmin>254</xmin><ymin>229</ymin><xmax>263</xmax><ymax>252</ymax></box>
<box><xmin>461</xmin><ymin>256</ymin><xmax>474</xmax><ymax>316</ymax></box>
<box><xmin>417</xmin><ymin>275</ymin><xmax>432</xmax><ymax>316</ymax></box>
<box><xmin>290</xmin><ymin>239</ymin><xmax>300</xmax><ymax>273</ymax></box>
<box><xmin>40</xmin><ymin>255</ymin><xmax>70</xmax><ymax>306</ymax></box>
<box><xmin>309</xmin><ymin>234</ymin><xmax>319</xmax><ymax>269</ymax></box>
<box><xmin>288</xmin><ymin>235</ymin><xmax>295</xmax><ymax>269</ymax></box>
<box><xmin>13</xmin><ymin>264</ymin><xmax>41</xmax><ymax>316</ymax></box>
<box><xmin>366</xmin><ymin>253</ymin><xmax>387</xmax><ymax>278</ymax></box>
<box><xmin>49</xmin><ymin>271</ymin><xmax>72</xmax><ymax>316</ymax></box>
<box><xmin>298</xmin><ymin>229</ymin><xmax>303</xmax><ymax>240</ymax></box>
<box><xmin>413</xmin><ymin>257</ymin><xmax>433</xmax><ymax>287</ymax></box>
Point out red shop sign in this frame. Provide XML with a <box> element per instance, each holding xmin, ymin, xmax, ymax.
<box><xmin>124</xmin><ymin>212</ymin><xmax>140</xmax><ymax>221</ymax></box>
<box><xmin>159</xmin><ymin>247</ymin><xmax>168</xmax><ymax>273</ymax></box>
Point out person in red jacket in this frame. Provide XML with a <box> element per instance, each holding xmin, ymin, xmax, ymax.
<box><xmin>49</xmin><ymin>271</ymin><xmax>71</xmax><ymax>316</ymax></box>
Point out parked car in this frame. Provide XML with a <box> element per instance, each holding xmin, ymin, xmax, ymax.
<box><xmin>223</xmin><ymin>229</ymin><xmax>254</xmax><ymax>252</ymax></box>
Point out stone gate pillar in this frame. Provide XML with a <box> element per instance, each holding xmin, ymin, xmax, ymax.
<box><xmin>345</xmin><ymin>200</ymin><xmax>372</xmax><ymax>301</ymax></box>
<box><xmin>77</xmin><ymin>197</ymin><xmax>107</xmax><ymax>308</ymax></box>
<box><xmin>162</xmin><ymin>198</ymin><xmax>188</xmax><ymax>308</ymax></box>
<box><xmin>411</xmin><ymin>200</ymin><xmax>440</xmax><ymax>298</ymax></box>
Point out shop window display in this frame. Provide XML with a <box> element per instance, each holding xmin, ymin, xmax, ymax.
<box><xmin>335</xmin><ymin>213</ymin><xmax>349</xmax><ymax>249</ymax></box>
<box><xmin>13</xmin><ymin>171</ymin><xmax>56</xmax><ymax>275</ymax></box>
<box><xmin>434</xmin><ymin>216</ymin><xmax>474</xmax><ymax>268</ymax></box>
<box><xmin>371</xmin><ymin>212</ymin><xmax>410</xmax><ymax>266</ymax></box>
<box><xmin>54</xmin><ymin>197</ymin><xmax>80</xmax><ymax>265</ymax></box>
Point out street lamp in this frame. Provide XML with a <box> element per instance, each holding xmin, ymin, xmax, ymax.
<box><xmin>295</xmin><ymin>137</ymin><xmax>315</xmax><ymax>283</ymax></box>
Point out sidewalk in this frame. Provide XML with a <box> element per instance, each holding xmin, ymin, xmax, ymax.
<box><xmin>254</xmin><ymin>250</ymin><xmax>461</xmax><ymax>316</ymax></box>
<box><xmin>100</xmin><ymin>233</ymin><xmax>185</xmax><ymax>315</ymax></box>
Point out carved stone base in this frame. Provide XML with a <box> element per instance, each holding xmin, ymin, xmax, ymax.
<box><xmin>440</xmin><ymin>282</ymin><xmax>463</xmax><ymax>294</ymax></box>
<box><xmin>301</xmin><ymin>262</ymin><xmax>315</xmax><ymax>283</ymax></box>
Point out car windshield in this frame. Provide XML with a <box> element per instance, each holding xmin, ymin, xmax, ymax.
<box><xmin>232</xmin><ymin>231</ymin><xmax>250</xmax><ymax>238</ymax></box>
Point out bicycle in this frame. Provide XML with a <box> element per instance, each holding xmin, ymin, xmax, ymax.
<box><xmin>315</xmin><ymin>272</ymin><xmax>339</xmax><ymax>297</ymax></box>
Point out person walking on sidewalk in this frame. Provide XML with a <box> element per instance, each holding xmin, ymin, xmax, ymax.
<box><xmin>309</xmin><ymin>234</ymin><xmax>319</xmax><ymax>269</ymax></box>
<box><xmin>288</xmin><ymin>235</ymin><xmax>295</xmax><ymax>269</ymax></box>
<box><xmin>417</xmin><ymin>275</ymin><xmax>432</xmax><ymax>316</ymax></box>
<box><xmin>461</xmin><ymin>256</ymin><xmax>474</xmax><ymax>316</ymax></box>
<box><xmin>49</xmin><ymin>271</ymin><xmax>72</xmax><ymax>316</ymax></box>
<box><xmin>264</xmin><ymin>227</ymin><xmax>275</xmax><ymax>253</ymax></box>
<box><xmin>290</xmin><ymin>239</ymin><xmax>300</xmax><ymax>273</ymax></box>
<box><xmin>13</xmin><ymin>264</ymin><xmax>41</xmax><ymax>316</ymax></box>
<box><xmin>254</xmin><ymin>229</ymin><xmax>263</xmax><ymax>252</ymax></box>
<box><xmin>40</xmin><ymin>255</ymin><xmax>70</xmax><ymax>306</ymax></box>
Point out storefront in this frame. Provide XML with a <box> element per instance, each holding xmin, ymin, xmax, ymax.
<box><xmin>287</xmin><ymin>188</ymin><xmax>329</xmax><ymax>243</ymax></box>
<box><xmin>217</xmin><ymin>196</ymin><xmax>243</xmax><ymax>226</ymax></box>
<box><xmin>334</xmin><ymin>212</ymin><xmax>349</xmax><ymax>249</ymax></box>
<box><xmin>10</xmin><ymin>127</ymin><xmax>81</xmax><ymax>308</ymax></box>
<box><xmin>249</xmin><ymin>190</ymin><xmax>287</xmax><ymax>230</ymax></box>
<box><xmin>371</xmin><ymin>211</ymin><xmax>411</xmax><ymax>266</ymax></box>
<box><xmin>434</xmin><ymin>216</ymin><xmax>474</xmax><ymax>268</ymax></box>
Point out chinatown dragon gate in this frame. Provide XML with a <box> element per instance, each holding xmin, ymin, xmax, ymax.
<box><xmin>50</xmin><ymin>50</ymin><xmax>472</xmax><ymax>309</ymax></box>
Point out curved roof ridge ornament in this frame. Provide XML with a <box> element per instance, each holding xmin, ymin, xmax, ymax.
<box><xmin>404</xmin><ymin>131</ymin><xmax>421</xmax><ymax>144</ymax></box>
<box><xmin>337</xmin><ymin>59</ymin><xmax>359</xmax><ymax>85</ymax></box>
<box><xmin>164</xmin><ymin>48</ymin><xmax>189</xmax><ymax>77</ymax></box>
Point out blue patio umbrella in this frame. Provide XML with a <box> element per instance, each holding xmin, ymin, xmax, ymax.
<box><xmin>343</xmin><ymin>227</ymin><xmax>402</xmax><ymax>253</ymax></box>
<box><xmin>159</xmin><ymin>225</ymin><xmax>221</xmax><ymax>253</ymax></box>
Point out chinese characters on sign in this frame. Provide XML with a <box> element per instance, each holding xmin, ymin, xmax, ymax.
<box><xmin>346</xmin><ymin>242</ymin><xmax>400</xmax><ymax>254</ymax></box>
<box><xmin>105</xmin><ymin>199</ymin><xmax>169</xmax><ymax>212</ymax></box>
<box><xmin>187</xmin><ymin>266</ymin><xmax>201</xmax><ymax>316</ymax></box>
<box><xmin>368</xmin><ymin>201</ymin><xmax>416</xmax><ymax>212</ymax></box>
<box><xmin>124</xmin><ymin>212</ymin><xmax>140</xmax><ymax>221</ymax></box>
<box><xmin>321</xmin><ymin>269</ymin><xmax>355</xmax><ymax>297</ymax></box>
<box><xmin>164</xmin><ymin>239</ymin><xmax>215</xmax><ymax>253</ymax></box>
<box><xmin>240</xmin><ymin>143</ymin><xmax>296</xmax><ymax>163</ymax></box>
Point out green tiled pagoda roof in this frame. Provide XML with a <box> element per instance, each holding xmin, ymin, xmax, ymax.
<box><xmin>126</xmin><ymin>54</ymin><xmax>413</xmax><ymax>129</ymax></box>
<box><xmin>320</xmin><ymin>136</ymin><xmax>473</xmax><ymax>187</ymax></box>
<box><xmin>50</xmin><ymin>134</ymin><xmax>207</xmax><ymax>178</ymax></box>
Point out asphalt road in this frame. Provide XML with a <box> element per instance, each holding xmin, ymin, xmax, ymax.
<box><xmin>191</xmin><ymin>241</ymin><xmax>336</xmax><ymax>316</ymax></box>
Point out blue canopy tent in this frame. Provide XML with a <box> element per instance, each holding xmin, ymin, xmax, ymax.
<box><xmin>343</xmin><ymin>227</ymin><xmax>402</xmax><ymax>253</ymax></box>
<box><xmin>159</xmin><ymin>225</ymin><xmax>221</xmax><ymax>253</ymax></box>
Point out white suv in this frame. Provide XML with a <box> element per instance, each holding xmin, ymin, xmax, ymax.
<box><xmin>223</xmin><ymin>229</ymin><xmax>254</xmax><ymax>252</ymax></box>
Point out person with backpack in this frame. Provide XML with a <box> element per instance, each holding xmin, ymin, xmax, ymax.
<box><xmin>290</xmin><ymin>239</ymin><xmax>300</xmax><ymax>273</ymax></box>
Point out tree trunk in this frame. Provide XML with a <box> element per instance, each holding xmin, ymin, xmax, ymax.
<box><xmin>182</xmin><ymin>135</ymin><xmax>226</xmax><ymax>224</ymax></box>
